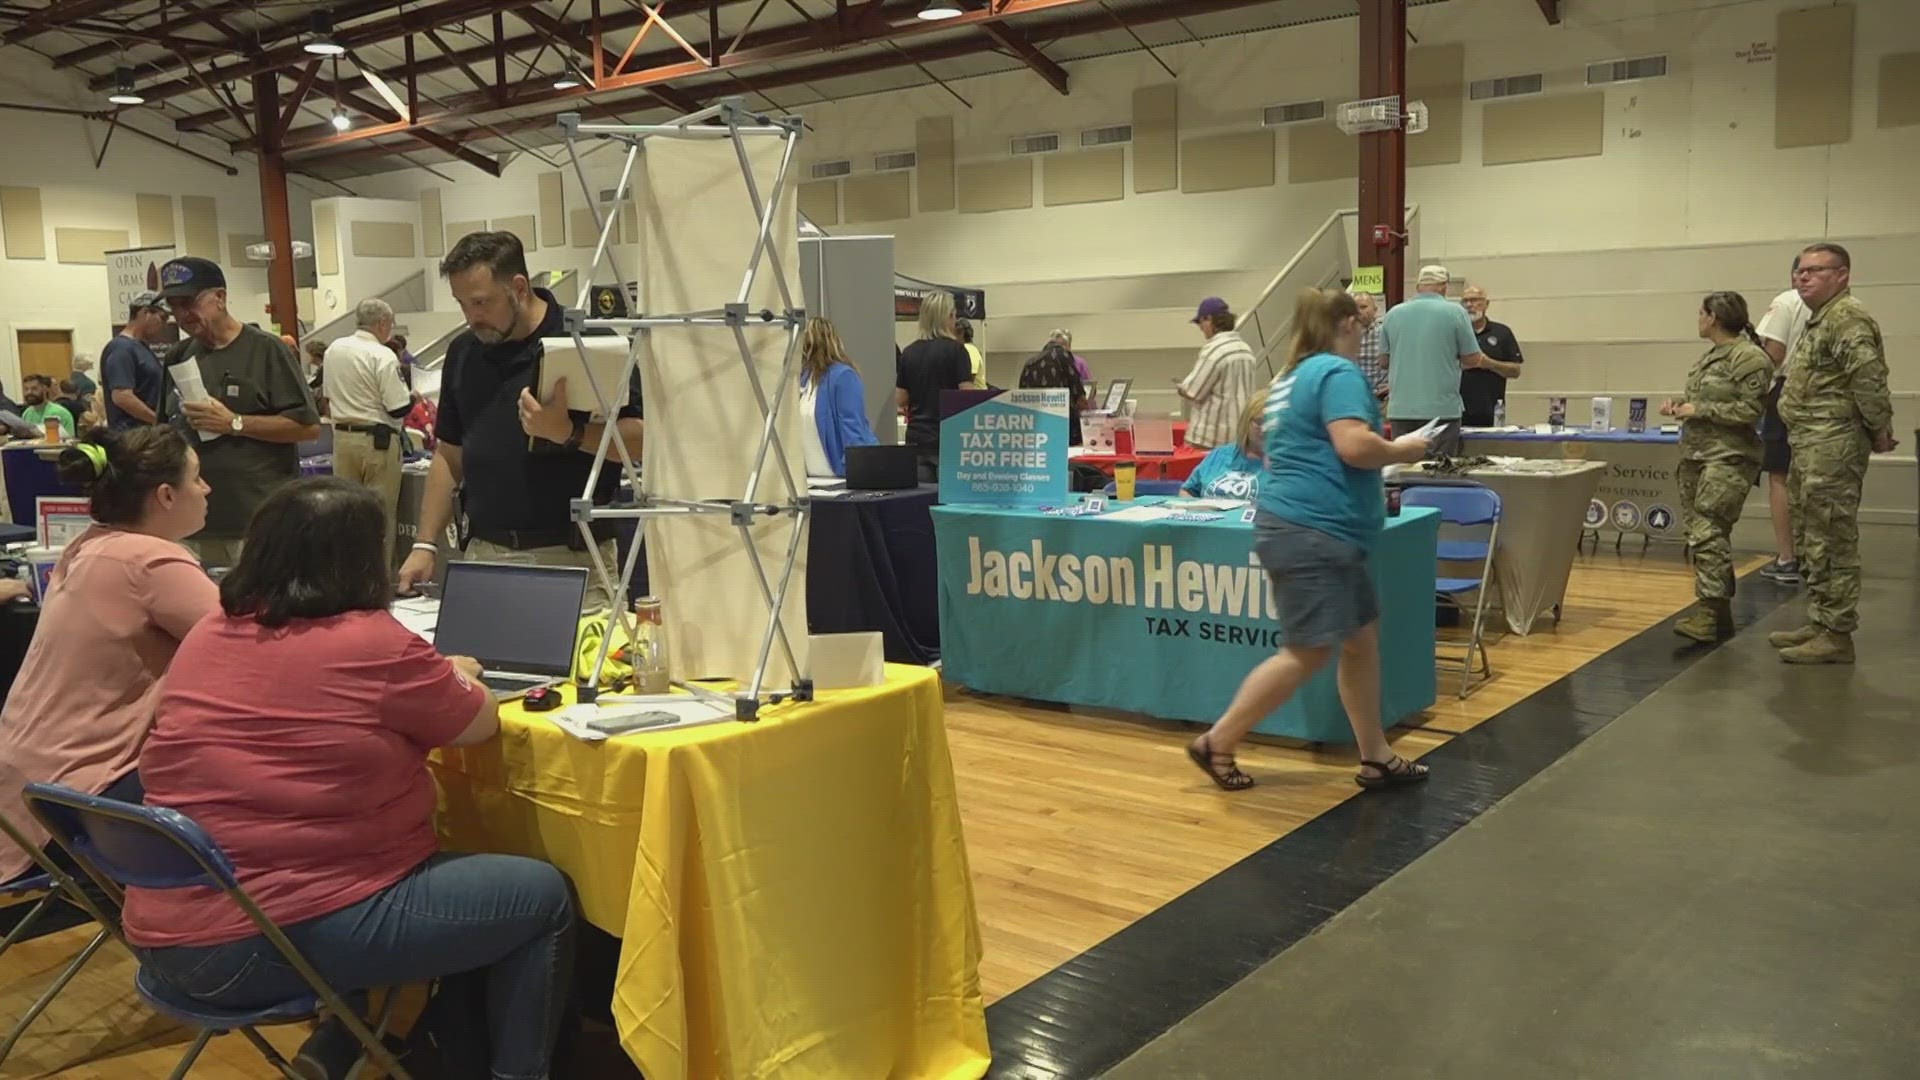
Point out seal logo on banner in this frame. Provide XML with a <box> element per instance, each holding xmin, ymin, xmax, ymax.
<box><xmin>1610</xmin><ymin>500</ymin><xmax>1642</xmax><ymax>531</ymax></box>
<box><xmin>1584</xmin><ymin>499</ymin><xmax>1607</xmax><ymax>529</ymax></box>
<box><xmin>1646</xmin><ymin>505</ymin><xmax>1676</xmax><ymax>534</ymax></box>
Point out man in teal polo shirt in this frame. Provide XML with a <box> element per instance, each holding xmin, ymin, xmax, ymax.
<box><xmin>1380</xmin><ymin>264</ymin><xmax>1489</xmax><ymax>456</ymax></box>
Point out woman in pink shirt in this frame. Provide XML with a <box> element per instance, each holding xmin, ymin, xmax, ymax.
<box><xmin>0</xmin><ymin>425</ymin><xmax>215</xmax><ymax>901</ymax></box>
<box><xmin>130</xmin><ymin>478</ymin><xmax>576</xmax><ymax>1080</ymax></box>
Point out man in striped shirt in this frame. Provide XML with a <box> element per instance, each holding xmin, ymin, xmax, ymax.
<box><xmin>1176</xmin><ymin>296</ymin><xmax>1262</xmax><ymax>450</ymax></box>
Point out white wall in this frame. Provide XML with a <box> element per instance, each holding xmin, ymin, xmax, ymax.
<box><xmin>311</xmin><ymin>196</ymin><xmax>424</xmax><ymax>325</ymax></box>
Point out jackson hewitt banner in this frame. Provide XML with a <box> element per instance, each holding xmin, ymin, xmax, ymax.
<box><xmin>931</xmin><ymin>504</ymin><xmax>1441</xmax><ymax>742</ymax></box>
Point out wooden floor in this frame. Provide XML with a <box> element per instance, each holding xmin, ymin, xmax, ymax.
<box><xmin>1</xmin><ymin>547</ymin><xmax>1741</xmax><ymax>1078</ymax></box>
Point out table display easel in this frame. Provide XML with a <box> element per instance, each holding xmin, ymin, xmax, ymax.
<box><xmin>553</xmin><ymin>100</ymin><xmax>812</xmax><ymax>719</ymax></box>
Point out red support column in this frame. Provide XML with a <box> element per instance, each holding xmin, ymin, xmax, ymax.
<box><xmin>252</xmin><ymin>72</ymin><xmax>301</xmax><ymax>337</ymax></box>
<box><xmin>1358</xmin><ymin>0</ymin><xmax>1407</xmax><ymax>308</ymax></box>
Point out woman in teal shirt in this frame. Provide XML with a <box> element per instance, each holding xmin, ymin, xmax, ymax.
<box><xmin>1186</xmin><ymin>288</ymin><xmax>1433</xmax><ymax>793</ymax></box>
<box><xmin>1180</xmin><ymin>397</ymin><xmax>1266</xmax><ymax>500</ymax></box>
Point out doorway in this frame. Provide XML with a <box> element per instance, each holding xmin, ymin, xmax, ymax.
<box><xmin>15</xmin><ymin>329</ymin><xmax>75</xmax><ymax>388</ymax></box>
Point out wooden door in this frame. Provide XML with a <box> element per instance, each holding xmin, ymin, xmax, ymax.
<box><xmin>16</xmin><ymin>329</ymin><xmax>74</xmax><ymax>384</ymax></box>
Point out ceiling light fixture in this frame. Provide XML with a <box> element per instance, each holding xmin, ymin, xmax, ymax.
<box><xmin>552</xmin><ymin>71</ymin><xmax>583</xmax><ymax>90</ymax></box>
<box><xmin>304</xmin><ymin>14</ymin><xmax>346</xmax><ymax>55</ymax></box>
<box><xmin>916</xmin><ymin>1</ymin><xmax>964</xmax><ymax>19</ymax></box>
<box><xmin>330</xmin><ymin>108</ymin><xmax>351</xmax><ymax>131</ymax></box>
<box><xmin>106</xmin><ymin>66</ymin><xmax>145</xmax><ymax>106</ymax></box>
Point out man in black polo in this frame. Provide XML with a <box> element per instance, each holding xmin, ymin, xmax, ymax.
<box><xmin>156</xmin><ymin>256</ymin><xmax>321</xmax><ymax>567</ymax></box>
<box><xmin>1459</xmin><ymin>285</ymin><xmax>1524</xmax><ymax>426</ymax></box>
<box><xmin>395</xmin><ymin>231</ymin><xmax>643</xmax><ymax>610</ymax></box>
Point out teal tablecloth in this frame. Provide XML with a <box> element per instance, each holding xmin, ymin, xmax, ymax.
<box><xmin>931</xmin><ymin>500</ymin><xmax>1439</xmax><ymax>743</ymax></box>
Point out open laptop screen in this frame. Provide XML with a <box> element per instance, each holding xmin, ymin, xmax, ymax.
<box><xmin>433</xmin><ymin>563</ymin><xmax>589</xmax><ymax>677</ymax></box>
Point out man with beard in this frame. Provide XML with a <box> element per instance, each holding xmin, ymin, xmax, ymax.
<box><xmin>394</xmin><ymin>231</ymin><xmax>644</xmax><ymax>610</ymax></box>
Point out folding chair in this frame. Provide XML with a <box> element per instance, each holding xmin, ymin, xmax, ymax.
<box><xmin>23</xmin><ymin>784</ymin><xmax>412</xmax><ymax>1080</ymax></box>
<box><xmin>0</xmin><ymin>810</ymin><xmax>115</xmax><ymax>1066</ymax></box>
<box><xmin>1400</xmin><ymin>484</ymin><xmax>1501</xmax><ymax>698</ymax></box>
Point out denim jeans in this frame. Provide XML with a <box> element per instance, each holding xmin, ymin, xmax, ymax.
<box><xmin>137</xmin><ymin>852</ymin><xmax>577</xmax><ymax>1080</ymax></box>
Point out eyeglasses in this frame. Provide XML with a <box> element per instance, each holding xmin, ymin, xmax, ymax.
<box><xmin>1792</xmin><ymin>264</ymin><xmax>1843</xmax><ymax>277</ymax></box>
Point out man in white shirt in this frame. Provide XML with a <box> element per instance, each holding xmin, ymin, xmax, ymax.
<box><xmin>1754</xmin><ymin>259</ymin><xmax>1813</xmax><ymax>584</ymax></box>
<box><xmin>1176</xmin><ymin>297</ymin><xmax>1261</xmax><ymax>450</ymax></box>
<box><xmin>323</xmin><ymin>298</ymin><xmax>415</xmax><ymax>556</ymax></box>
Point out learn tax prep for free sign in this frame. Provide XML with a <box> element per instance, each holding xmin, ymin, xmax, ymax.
<box><xmin>939</xmin><ymin>388</ymin><xmax>1069</xmax><ymax>507</ymax></box>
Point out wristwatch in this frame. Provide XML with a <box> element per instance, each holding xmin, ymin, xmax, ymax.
<box><xmin>563</xmin><ymin>415</ymin><xmax>587</xmax><ymax>451</ymax></box>
<box><xmin>229</xmin><ymin>414</ymin><xmax>244</xmax><ymax>434</ymax></box>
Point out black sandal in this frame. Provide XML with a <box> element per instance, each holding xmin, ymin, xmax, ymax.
<box><xmin>1356</xmin><ymin>755</ymin><xmax>1429</xmax><ymax>790</ymax></box>
<box><xmin>1187</xmin><ymin>734</ymin><xmax>1254</xmax><ymax>791</ymax></box>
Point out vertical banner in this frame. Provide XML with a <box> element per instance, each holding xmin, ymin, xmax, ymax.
<box><xmin>105</xmin><ymin>244</ymin><xmax>176</xmax><ymax>328</ymax></box>
<box><xmin>939</xmin><ymin>387</ymin><xmax>1069</xmax><ymax>507</ymax></box>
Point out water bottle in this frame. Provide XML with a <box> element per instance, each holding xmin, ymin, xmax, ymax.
<box><xmin>1492</xmin><ymin>400</ymin><xmax>1506</xmax><ymax>428</ymax></box>
<box><xmin>630</xmin><ymin>596</ymin><xmax>670</xmax><ymax>694</ymax></box>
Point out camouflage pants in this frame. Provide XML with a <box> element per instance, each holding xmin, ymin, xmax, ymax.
<box><xmin>1678</xmin><ymin>458</ymin><xmax>1755</xmax><ymax>601</ymax></box>
<box><xmin>1786</xmin><ymin>430</ymin><xmax>1869</xmax><ymax>633</ymax></box>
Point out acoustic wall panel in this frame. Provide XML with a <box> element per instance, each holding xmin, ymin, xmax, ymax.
<box><xmin>571</xmin><ymin>207</ymin><xmax>599</xmax><ymax>249</ymax></box>
<box><xmin>538</xmin><ymin>171</ymin><xmax>566</xmax><ymax>248</ymax></box>
<box><xmin>490</xmin><ymin>214</ymin><xmax>538</xmax><ymax>251</ymax></box>
<box><xmin>313</xmin><ymin>202</ymin><xmax>340</xmax><ymax>274</ymax></box>
<box><xmin>1043</xmin><ymin>147</ymin><xmax>1124</xmax><ymax>206</ymax></box>
<box><xmin>1133</xmin><ymin>83</ymin><xmax>1178</xmax><ymax>193</ymax></box>
<box><xmin>228</xmin><ymin>232</ymin><xmax>268</xmax><ymax>266</ymax></box>
<box><xmin>1776</xmin><ymin>4</ymin><xmax>1855</xmax><ymax>148</ymax></box>
<box><xmin>0</xmin><ymin>186</ymin><xmax>46</xmax><ymax>259</ymax></box>
<box><xmin>180</xmin><ymin>195</ymin><xmax>219</xmax><ymax>258</ymax></box>
<box><xmin>1180</xmin><ymin>130</ymin><xmax>1275</xmax><ymax>194</ymax></box>
<box><xmin>1876</xmin><ymin>51</ymin><xmax>1920</xmax><ymax>129</ymax></box>
<box><xmin>621</xmin><ymin>201</ymin><xmax>639</xmax><ymax>245</ymax></box>
<box><xmin>958</xmin><ymin>158</ymin><xmax>1033</xmax><ymax>213</ymax></box>
<box><xmin>444</xmin><ymin>220</ymin><xmax>485</xmax><ymax>249</ymax></box>
<box><xmin>1287</xmin><ymin>121</ymin><xmax>1359</xmax><ymax>183</ymax></box>
<box><xmin>136</xmin><ymin>194</ymin><xmax>176</xmax><ymax>245</ymax></box>
<box><xmin>54</xmin><ymin>227</ymin><xmax>129</xmax><ymax>265</ymax></box>
<box><xmin>797</xmin><ymin>179</ymin><xmax>839</xmax><ymax>226</ymax></box>
<box><xmin>1482</xmin><ymin>91</ymin><xmax>1606</xmax><ymax>166</ymax></box>
<box><xmin>420</xmin><ymin>188</ymin><xmax>445</xmax><ymax>257</ymax></box>
<box><xmin>916</xmin><ymin>115</ymin><xmax>955</xmax><ymax>213</ymax></box>
<box><xmin>842</xmin><ymin>173</ymin><xmax>912</xmax><ymax>223</ymax></box>
<box><xmin>1408</xmin><ymin>44</ymin><xmax>1465</xmax><ymax>167</ymax></box>
<box><xmin>350</xmin><ymin>219</ymin><xmax>417</xmax><ymax>258</ymax></box>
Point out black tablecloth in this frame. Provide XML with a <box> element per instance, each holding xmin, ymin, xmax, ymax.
<box><xmin>806</xmin><ymin>485</ymin><xmax>940</xmax><ymax>665</ymax></box>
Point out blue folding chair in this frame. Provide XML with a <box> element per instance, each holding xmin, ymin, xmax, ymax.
<box><xmin>1102</xmin><ymin>479</ymin><xmax>1187</xmax><ymax>497</ymax></box>
<box><xmin>23</xmin><ymin>784</ymin><xmax>412</xmax><ymax>1080</ymax></box>
<box><xmin>1400</xmin><ymin>484</ymin><xmax>1501</xmax><ymax>698</ymax></box>
<box><xmin>0</xmin><ymin>810</ymin><xmax>114</xmax><ymax>1066</ymax></box>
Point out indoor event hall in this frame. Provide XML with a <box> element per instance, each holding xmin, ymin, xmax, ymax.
<box><xmin>0</xmin><ymin>0</ymin><xmax>1914</xmax><ymax>1077</ymax></box>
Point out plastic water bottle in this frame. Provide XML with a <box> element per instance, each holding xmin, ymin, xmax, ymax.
<box><xmin>630</xmin><ymin>596</ymin><xmax>670</xmax><ymax>694</ymax></box>
<box><xmin>1493</xmin><ymin>400</ymin><xmax>1506</xmax><ymax>428</ymax></box>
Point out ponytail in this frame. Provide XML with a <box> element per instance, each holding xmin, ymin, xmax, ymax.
<box><xmin>1281</xmin><ymin>288</ymin><xmax>1360</xmax><ymax>375</ymax></box>
<box><xmin>54</xmin><ymin>425</ymin><xmax>193</xmax><ymax>527</ymax></box>
<box><xmin>1702</xmin><ymin>291</ymin><xmax>1761</xmax><ymax>349</ymax></box>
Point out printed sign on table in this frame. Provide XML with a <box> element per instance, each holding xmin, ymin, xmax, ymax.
<box><xmin>37</xmin><ymin>496</ymin><xmax>92</xmax><ymax>549</ymax></box>
<box><xmin>939</xmin><ymin>388</ymin><xmax>1069</xmax><ymax>507</ymax></box>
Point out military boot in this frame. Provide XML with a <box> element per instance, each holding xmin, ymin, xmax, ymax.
<box><xmin>1767</xmin><ymin>623</ymin><xmax>1820</xmax><ymax>649</ymax></box>
<box><xmin>1673</xmin><ymin>598</ymin><xmax>1734</xmax><ymax>643</ymax></box>
<box><xmin>1779</xmin><ymin>629</ymin><xmax>1854</xmax><ymax>665</ymax></box>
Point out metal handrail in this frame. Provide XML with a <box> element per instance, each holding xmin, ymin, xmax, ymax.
<box><xmin>298</xmin><ymin>269</ymin><xmax>427</xmax><ymax>348</ymax></box>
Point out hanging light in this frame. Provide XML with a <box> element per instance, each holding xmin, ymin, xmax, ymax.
<box><xmin>330</xmin><ymin>108</ymin><xmax>351</xmax><ymax>131</ymax></box>
<box><xmin>106</xmin><ymin>67</ymin><xmax>145</xmax><ymax>106</ymax></box>
<box><xmin>552</xmin><ymin>69</ymin><xmax>584</xmax><ymax>90</ymax></box>
<box><xmin>916</xmin><ymin>1</ymin><xmax>964</xmax><ymax>19</ymax></box>
<box><xmin>304</xmin><ymin>13</ymin><xmax>346</xmax><ymax>55</ymax></box>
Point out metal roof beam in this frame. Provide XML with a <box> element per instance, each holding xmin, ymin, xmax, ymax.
<box><xmin>978</xmin><ymin>21</ymin><xmax>1068</xmax><ymax>95</ymax></box>
<box><xmin>1534</xmin><ymin>0</ymin><xmax>1560</xmax><ymax>25</ymax></box>
<box><xmin>2</xmin><ymin>0</ymin><xmax>146</xmax><ymax>44</ymax></box>
<box><xmin>52</xmin><ymin>0</ymin><xmax>261</xmax><ymax>69</ymax></box>
<box><xmin>517</xmin><ymin>5</ymin><xmax>705</xmax><ymax>113</ymax></box>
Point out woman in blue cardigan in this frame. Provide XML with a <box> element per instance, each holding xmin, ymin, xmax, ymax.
<box><xmin>798</xmin><ymin>317</ymin><xmax>879</xmax><ymax>478</ymax></box>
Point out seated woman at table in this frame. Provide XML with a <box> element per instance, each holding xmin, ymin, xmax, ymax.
<box><xmin>1187</xmin><ymin>288</ymin><xmax>1432</xmax><ymax>793</ymax></box>
<box><xmin>798</xmin><ymin>316</ymin><xmax>878</xmax><ymax>479</ymax></box>
<box><xmin>1181</xmin><ymin>395</ymin><xmax>1267</xmax><ymax>500</ymax></box>
<box><xmin>1660</xmin><ymin>291</ymin><xmax>1771</xmax><ymax>643</ymax></box>
<box><xmin>1018</xmin><ymin>341</ymin><xmax>1087</xmax><ymax>446</ymax></box>
<box><xmin>0</xmin><ymin>425</ymin><xmax>215</xmax><ymax>907</ymax></box>
<box><xmin>128</xmin><ymin>478</ymin><xmax>577</xmax><ymax>1080</ymax></box>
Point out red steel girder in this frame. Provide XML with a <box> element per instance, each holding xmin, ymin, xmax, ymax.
<box><xmin>3</xmin><ymin>0</ymin><xmax>146</xmax><ymax>44</ymax></box>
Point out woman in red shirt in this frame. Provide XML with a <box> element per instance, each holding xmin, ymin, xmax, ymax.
<box><xmin>129</xmin><ymin>478</ymin><xmax>576</xmax><ymax>1080</ymax></box>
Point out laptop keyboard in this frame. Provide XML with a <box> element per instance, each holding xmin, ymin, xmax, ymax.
<box><xmin>481</xmin><ymin>673</ymin><xmax>540</xmax><ymax>692</ymax></box>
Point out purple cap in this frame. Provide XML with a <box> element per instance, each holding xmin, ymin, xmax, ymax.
<box><xmin>1191</xmin><ymin>296</ymin><xmax>1230</xmax><ymax>324</ymax></box>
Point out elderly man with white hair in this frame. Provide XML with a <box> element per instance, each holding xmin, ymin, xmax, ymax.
<box><xmin>1379</xmin><ymin>264</ymin><xmax>1490</xmax><ymax>457</ymax></box>
<box><xmin>323</xmin><ymin>297</ymin><xmax>415</xmax><ymax>553</ymax></box>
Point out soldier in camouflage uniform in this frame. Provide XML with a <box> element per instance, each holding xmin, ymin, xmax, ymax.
<box><xmin>1664</xmin><ymin>292</ymin><xmax>1773</xmax><ymax>642</ymax></box>
<box><xmin>1770</xmin><ymin>243</ymin><xmax>1898</xmax><ymax>664</ymax></box>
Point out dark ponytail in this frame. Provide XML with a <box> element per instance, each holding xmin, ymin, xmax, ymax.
<box><xmin>55</xmin><ymin>425</ymin><xmax>193</xmax><ymax>527</ymax></box>
<box><xmin>1701</xmin><ymin>291</ymin><xmax>1764</xmax><ymax>350</ymax></box>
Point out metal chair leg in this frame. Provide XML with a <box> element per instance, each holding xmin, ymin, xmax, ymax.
<box><xmin>166</xmin><ymin>1028</ymin><xmax>216</xmax><ymax>1080</ymax></box>
<box><xmin>0</xmin><ymin>926</ymin><xmax>111</xmax><ymax>1065</ymax></box>
<box><xmin>0</xmin><ymin>894</ymin><xmax>53</xmax><ymax>956</ymax></box>
<box><xmin>238</xmin><ymin>1025</ymin><xmax>307</xmax><ymax>1080</ymax></box>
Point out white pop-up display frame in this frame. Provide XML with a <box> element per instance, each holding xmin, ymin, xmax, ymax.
<box><xmin>552</xmin><ymin>99</ymin><xmax>811</xmax><ymax>721</ymax></box>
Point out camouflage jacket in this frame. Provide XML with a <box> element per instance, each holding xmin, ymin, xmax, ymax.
<box><xmin>1779</xmin><ymin>290</ymin><xmax>1894</xmax><ymax>441</ymax></box>
<box><xmin>1680</xmin><ymin>338</ymin><xmax>1771</xmax><ymax>466</ymax></box>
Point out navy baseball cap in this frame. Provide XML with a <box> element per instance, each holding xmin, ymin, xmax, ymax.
<box><xmin>158</xmin><ymin>256</ymin><xmax>227</xmax><ymax>300</ymax></box>
<box><xmin>1191</xmin><ymin>296</ymin><xmax>1230</xmax><ymax>324</ymax></box>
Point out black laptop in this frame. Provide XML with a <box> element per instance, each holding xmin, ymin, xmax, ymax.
<box><xmin>433</xmin><ymin>562</ymin><xmax>588</xmax><ymax>699</ymax></box>
<box><xmin>844</xmin><ymin>444</ymin><xmax>919</xmax><ymax>490</ymax></box>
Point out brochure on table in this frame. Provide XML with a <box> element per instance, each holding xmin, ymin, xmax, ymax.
<box><xmin>36</xmin><ymin>497</ymin><xmax>92</xmax><ymax>549</ymax></box>
<box><xmin>939</xmin><ymin>387</ymin><xmax>1069</xmax><ymax>507</ymax></box>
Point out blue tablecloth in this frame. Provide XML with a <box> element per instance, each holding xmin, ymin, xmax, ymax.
<box><xmin>1465</xmin><ymin>428</ymin><xmax>1679</xmax><ymax>445</ymax></box>
<box><xmin>3</xmin><ymin>444</ymin><xmax>82</xmax><ymax>527</ymax></box>
<box><xmin>932</xmin><ymin>500</ymin><xmax>1439</xmax><ymax>743</ymax></box>
<box><xmin>807</xmin><ymin>485</ymin><xmax>940</xmax><ymax>665</ymax></box>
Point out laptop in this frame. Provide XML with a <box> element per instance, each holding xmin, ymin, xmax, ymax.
<box><xmin>433</xmin><ymin>562</ymin><xmax>589</xmax><ymax>699</ymax></box>
<box><xmin>845</xmin><ymin>444</ymin><xmax>919</xmax><ymax>490</ymax></box>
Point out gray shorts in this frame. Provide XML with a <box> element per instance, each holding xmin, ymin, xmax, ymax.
<box><xmin>1253</xmin><ymin>512</ymin><xmax>1379</xmax><ymax>648</ymax></box>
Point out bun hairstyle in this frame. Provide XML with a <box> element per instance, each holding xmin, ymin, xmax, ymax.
<box><xmin>1282</xmin><ymin>288</ymin><xmax>1362</xmax><ymax>375</ymax></box>
<box><xmin>1702</xmin><ymin>291</ymin><xmax>1764</xmax><ymax>350</ymax></box>
<box><xmin>55</xmin><ymin>425</ymin><xmax>193</xmax><ymax>527</ymax></box>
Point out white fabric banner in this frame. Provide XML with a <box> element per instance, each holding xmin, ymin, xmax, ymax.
<box><xmin>104</xmin><ymin>244</ymin><xmax>176</xmax><ymax>325</ymax></box>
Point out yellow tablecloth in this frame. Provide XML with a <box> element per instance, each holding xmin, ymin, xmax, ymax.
<box><xmin>430</xmin><ymin>665</ymin><xmax>988</xmax><ymax>1080</ymax></box>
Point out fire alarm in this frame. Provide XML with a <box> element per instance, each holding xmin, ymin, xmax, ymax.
<box><xmin>1371</xmin><ymin>224</ymin><xmax>1393</xmax><ymax>246</ymax></box>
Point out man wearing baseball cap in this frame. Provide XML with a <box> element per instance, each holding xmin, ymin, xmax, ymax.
<box><xmin>1378</xmin><ymin>265</ymin><xmax>1490</xmax><ymax>456</ymax></box>
<box><xmin>100</xmin><ymin>290</ymin><xmax>170</xmax><ymax>430</ymax></box>
<box><xmin>1176</xmin><ymin>296</ymin><xmax>1260</xmax><ymax>450</ymax></box>
<box><xmin>156</xmin><ymin>256</ymin><xmax>321</xmax><ymax>566</ymax></box>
